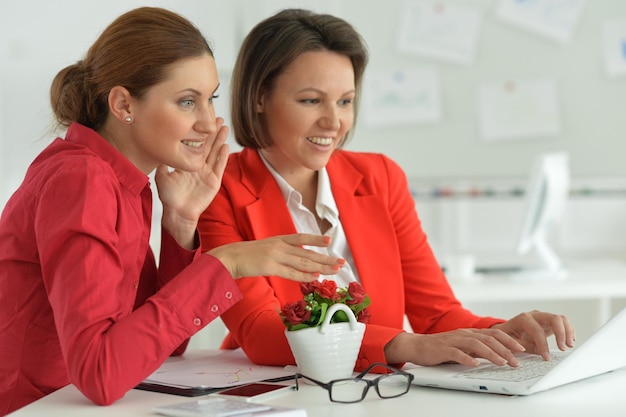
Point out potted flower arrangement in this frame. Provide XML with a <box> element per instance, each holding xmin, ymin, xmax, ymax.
<box><xmin>279</xmin><ymin>280</ymin><xmax>371</xmax><ymax>382</ymax></box>
<box><xmin>279</xmin><ymin>280</ymin><xmax>371</xmax><ymax>330</ymax></box>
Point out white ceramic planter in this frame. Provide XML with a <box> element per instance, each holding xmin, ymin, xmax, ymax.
<box><xmin>284</xmin><ymin>303</ymin><xmax>365</xmax><ymax>383</ymax></box>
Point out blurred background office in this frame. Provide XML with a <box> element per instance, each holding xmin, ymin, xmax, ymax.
<box><xmin>2</xmin><ymin>0</ymin><xmax>626</xmax><ymax>346</ymax></box>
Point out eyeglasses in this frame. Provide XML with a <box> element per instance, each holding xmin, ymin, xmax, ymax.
<box><xmin>295</xmin><ymin>362</ymin><xmax>414</xmax><ymax>403</ymax></box>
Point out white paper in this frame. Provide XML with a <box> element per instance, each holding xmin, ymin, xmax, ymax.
<box><xmin>602</xmin><ymin>19</ymin><xmax>626</xmax><ymax>78</ymax></box>
<box><xmin>478</xmin><ymin>79</ymin><xmax>561</xmax><ymax>142</ymax></box>
<box><xmin>396</xmin><ymin>0</ymin><xmax>482</xmax><ymax>65</ymax></box>
<box><xmin>362</xmin><ymin>67</ymin><xmax>442</xmax><ymax>128</ymax></box>
<box><xmin>143</xmin><ymin>349</ymin><xmax>293</xmax><ymax>389</ymax></box>
<box><xmin>495</xmin><ymin>0</ymin><xmax>586</xmax><ymax>44</ymax></box>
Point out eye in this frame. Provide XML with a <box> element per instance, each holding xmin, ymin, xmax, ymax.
<box><xmin>179</xmin><ymin>99</ymin><xmax>195</xmax><ymax>109</ymax></box>
<box><xmin>339</xmin><ymin>98</ymin><xmax>353</xmax><ymax>107</ymax></box>
<box><xmin>299</xmin><ymin>98</ymin><xmax>320</xmax><ymax>105</ymax></box>
<box><xmin>208</xmin><ymin>94</ymin><xmax>219</xmax><ymax>104</ymax></box>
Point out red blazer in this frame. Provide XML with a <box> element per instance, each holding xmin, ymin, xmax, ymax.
<box><xmin>199</xmin><ymin>148</ymin><xmax>502</xmax><ymax>370</ymax></box>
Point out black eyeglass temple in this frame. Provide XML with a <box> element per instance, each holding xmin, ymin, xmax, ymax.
<box><xmin>355</xmin><ymin>362</ymin><xmax>408</xmax><ymax>378</ymax></box>
<box><xmin>295</xmin><ymin>373</ymin><xmax>329</xmax><ymax>389</ymax></box>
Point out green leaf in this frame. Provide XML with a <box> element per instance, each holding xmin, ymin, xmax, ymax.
<box><xmin>331</xmin><ymin>310</ymin><xmax>349</xmax><ymax>323</ymax></box>
<box><xmin>312</xmin><ymin>303</ymin><xmax>329</xmax><ymax>326</ymax></box>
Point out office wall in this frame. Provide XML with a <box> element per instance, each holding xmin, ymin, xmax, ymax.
<box><xmin>342</xmin><ymin>0</ymin><xmax>626</xmax><ymax>180</ymax></box>
<box><xmin>2</xmin><ymin>1</ymin><xmax>626</xmax><ymax>239</ymax></box>
<box><xmin>2</xmin><ymin>0</ymin><xmax>626</xmax><ymax>204</ymax></box>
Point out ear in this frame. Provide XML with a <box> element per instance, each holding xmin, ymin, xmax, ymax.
<box><xmin>108</xmin><ymin>86</ymin><xmax>134</xmax><ymax>122</ymax></box>
<box><xmin>255</xmin><ymin>91</ymin><xmax>265</xmax><ymax>113</ymax></box>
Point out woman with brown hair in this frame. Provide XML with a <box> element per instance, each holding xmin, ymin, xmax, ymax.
<box><xmin>199</xmin><ymin>8</ymin><xmax>575</xmax><ymax>374</ymax></box>
<box><xmin>0</xmin><ymin>7</ymin><xmax>343</xmax><ymax>414</ymax></box>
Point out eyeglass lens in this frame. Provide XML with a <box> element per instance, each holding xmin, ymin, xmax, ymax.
<box><xmin>375</xmin><ymin>373</ymin><xmax>411</xmax><ymax>398</ymax></box>
<box><xmin>330</xmin><ymin>379</ymin><xmax>369</xmax><ymax>403</ymax></box>
<box><xmin>329</xmin><ymin>373</ymin><xmax>411</xmax><ymax>403</ymax></box>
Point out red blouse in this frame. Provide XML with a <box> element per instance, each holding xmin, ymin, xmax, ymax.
<box><xmin>0</xmin><ymin>123</ymin><xmax>241</xmax><ymax>415</ymax></box>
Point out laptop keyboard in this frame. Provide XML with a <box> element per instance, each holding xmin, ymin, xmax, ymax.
<box><xmin>455</xmin><ymin>354</ymin><xmax>565</xmax><ymax>382</ymax></box>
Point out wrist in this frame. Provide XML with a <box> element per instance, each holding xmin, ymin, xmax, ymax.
<box><xmin>161</xmin><ymin>211</ymin><xmax>198</xmax><ymax>250</ymax></box>
<box><xmin>206</xmin><ymin>244</ymin><xmax>239</xmax><ymax>279</ymax></box>
<box><xmin>384</xmin><ymin>331</ymin><xmax>413</xmax><ymax>364</ymax></box>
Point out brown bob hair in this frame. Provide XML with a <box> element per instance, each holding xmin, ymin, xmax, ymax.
<box><xmin>230</xmin><ymin>8</ymin><xmax>369</xmax><ymax>149</ymax></box>
<box><xmin>50</xmin><ymin>7</ymin><xmax>213</xmax><ymax>131</ymax></box>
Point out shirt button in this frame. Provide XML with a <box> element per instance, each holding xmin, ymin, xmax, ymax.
<box><xmin>193</xmin><ymin>318</ymin><xmax>201</xmax><ymax>327</ymax></box>
<box><xmin>225</xmin><ymin>291</ymin><xmax>233</xmax><ymax>299</ymax></box>
<box><xmin>210</xmin><ymin>305</ymin><xmax>219</xmax><ymax>313</ymax></box>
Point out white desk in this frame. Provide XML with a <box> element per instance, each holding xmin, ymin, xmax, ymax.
<box><xmin>9</xmin><ymin>366</ymin><xmax>626</xmax><ymax>417</ymax></box>
<box><xmin>451</xmin><ymin>259</ymin><xmax>626</xmax><ymax>305</ymax></box>
<box><xmin>448</xmin><ymin>259</ymin><xmax>626</xmax><ymax>343</ymax></box>
<box><xmin>10</xmin><ymin>261</ymin><xmax>626</xmax><ymax>416</ymax></box>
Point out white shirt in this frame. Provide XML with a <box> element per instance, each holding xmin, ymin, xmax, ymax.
<box><xmin>259</xmin><ymin>151</ymin><xmax>359</xmax><ymax>286</ymax></box>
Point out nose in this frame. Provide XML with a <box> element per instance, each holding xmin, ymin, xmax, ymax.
<box><xmin>195</xmin><ymin>103</ymin><xmax>217</xmax><ymax>135</ymax></box>
<box><xmin>319</xmin><ymin>104</ymin><xmax>341</xmax><ymax>131</ymax></box>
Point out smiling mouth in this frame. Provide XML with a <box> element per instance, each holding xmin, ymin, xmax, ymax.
<box><xmin>307</xmin><ymin>137</ymin><xmax>333</xmax><ymax>146</ymax></box>
<box><xmin>181</xmin><ymin>140</ymin><xmax>204</xmax><ymax>148</ymax></box>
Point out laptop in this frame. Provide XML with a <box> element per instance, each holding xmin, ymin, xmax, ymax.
<box><xmin>404</xmin><ymin>307</ymin><xmax>626</xmax><ymax>395</ymax></box>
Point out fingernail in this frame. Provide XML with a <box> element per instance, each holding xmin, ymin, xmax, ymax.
<box><xmin>338</xmin><ymin>258</ymin><xmax>346</xmax><ymax>265</ymax></box>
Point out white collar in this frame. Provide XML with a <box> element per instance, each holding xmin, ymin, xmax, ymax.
<box><xmin>258</xmin><ymin>150</ymin><xmax>339</xmax><ymax>223</ymax></box>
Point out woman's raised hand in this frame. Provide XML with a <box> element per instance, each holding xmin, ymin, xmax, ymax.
<box><xmin>208</xmin><ymin>234</ymin><xmax>345</xmax><ymax>282</ymax></box>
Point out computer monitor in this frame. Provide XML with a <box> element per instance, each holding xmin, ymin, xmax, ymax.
<box><xmin>513</xmin><ymin>152</ymin><xmax>570</xmax><ymax>280</ymax></box>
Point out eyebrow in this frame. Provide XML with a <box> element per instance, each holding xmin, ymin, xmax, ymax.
<box><xmin>296</xmin><ymin>87</ymin><xmax>356</xmax><ymax>96</ymax></box>
<box><xmin>176</xmin><ymin>83</ymin><xmax>221</xmax><ymax>96</ymax></box>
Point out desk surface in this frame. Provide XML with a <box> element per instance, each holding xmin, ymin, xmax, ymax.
<box><xmin>450</xmin><ymin>258</ymin><xmax>626</xmax><ymax>302</ymax></box>
<box><xmin>9</xmin><ymin>362</ymin><xmax>626</xmax><ymax>417</ymax></box>
<box><xmin>10</xmin><ymin>262</ymin><xmax>626</xmax><ymax>417</ymax></box>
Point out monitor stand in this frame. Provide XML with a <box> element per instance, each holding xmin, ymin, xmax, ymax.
<box><xmin>475</xmin><ymin>238</ymin><xmax>568</xmax><ymax>281</ymax></box>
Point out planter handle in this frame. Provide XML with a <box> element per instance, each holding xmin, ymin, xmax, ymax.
<box><xmin>320</xmin><ymin>303</ymin><xmax>360</xmax><ymax>334</ymax></box>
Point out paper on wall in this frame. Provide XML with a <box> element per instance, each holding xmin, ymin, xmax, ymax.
<box><xmin>362</xmin><ymin>67</ymin><xmax>442</xmax><ymax>129</ymax></box>
<box><xmin>495</xmin><ymin>0</ymin><xmax>586</xmax><ymax>44</ymax></box>
<box><xmin>478</xmin><ymin>79</ymin><xmax>561</xmax><ymax>142</ymax></box>
<box><xmin>602</xmin><ymin>19</ymin><xmax>626</xmax><ymax>78</ymax></box>
<box><xmin>396</xmin><ymin>0</ymin><xmax>483</xmax><ymax>65</ymax></box>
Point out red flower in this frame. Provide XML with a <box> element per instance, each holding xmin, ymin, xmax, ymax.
<box><xmin>300</xmin><ymin>280</ymin><xmax>340</xmax><ymax>301</ymax></box>
<box><xmin>280</xmin><ymin>300</ymin><xmax>311</xmax><ymax>327</ymax></box>
<box><xmin>356</xmin><ymin>307</ymin><xmax>371</xmax><ymax>324</ymax></box>
<box><xmin>317</xmin><ymin>280</ymin><xmax>339</xmax><ymax>300</ymax></box>
<box><xmin>281</xmin><ymin>279</ymin><xmax>371</xmax><ymax>331</ymax></box>
<box><xmin>346</xmin><ymin>281</ymin><xmax>367</xmax><ymax>305</ymax></box>
<box><xmin>300</xmin><ymin>281</ymin><xmax>320</xmax><ymax>296</ymax></box>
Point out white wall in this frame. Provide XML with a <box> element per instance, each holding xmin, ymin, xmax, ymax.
<box><xmin>414</xmin><ymin>177</ymin><xmax>626</xmax><ymax>263</ymax></box>
<box><xmin>3</xmin><ymin>0</ymin><xmax>626</xmax><ymax>204</ymax></box>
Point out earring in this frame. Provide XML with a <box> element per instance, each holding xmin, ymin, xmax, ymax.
<box><xmin>125</xmin><ymin>116</ymin><xmax>133</xmax><ymax>123</ymax></box>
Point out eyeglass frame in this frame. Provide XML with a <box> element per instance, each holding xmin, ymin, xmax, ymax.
<box><xmin>294</xmin><ymin>362</ymin><xmax>415</xmax><ymax>403</ymax></box>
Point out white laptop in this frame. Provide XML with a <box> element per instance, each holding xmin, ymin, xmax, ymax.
<box><xmin>404</xmin><ymin>307</ymin><xmax>626</xmax><ymax>395</ymax></box>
